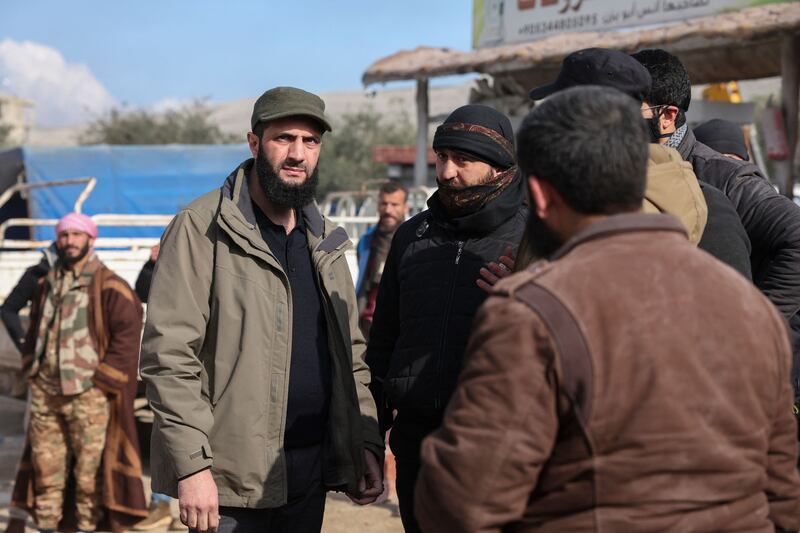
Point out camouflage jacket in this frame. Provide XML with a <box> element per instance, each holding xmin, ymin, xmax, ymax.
<box><xmin>32</xmin><ymin>255</ymin><xmax>101</xmax><ymax>395</ymax></box>
<box><xmin>24</xmin><ymin>256</ymin><xmax>144</xmax><ymax>398</ymax></box>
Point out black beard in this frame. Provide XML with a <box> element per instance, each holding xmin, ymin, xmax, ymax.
<box><xmin>378</xmin><ymin>219</ymin><xmax>399</xmax><ymax>233</ymax></box>
<box><xmin>256</xmin><ymin>148</ymin><xmax>319</xmax><ymax>209</ymax></box>
<box><xmin>57</xmin><ymin>242</ymin><xmax>90</xmax><ymax>265</ymax></box>
<box><xmin>525</xmin><ymin>210</ymin><xmax>564</xmax><ymax>260</ymax></box>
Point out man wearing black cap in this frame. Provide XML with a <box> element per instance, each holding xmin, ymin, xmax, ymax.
<box><xmin>140</xmin><ymin>87</ymin><xmax>384</xmax><ymax>533</ymax></box>
<box><xmin>521</xmin><ymin>47</ymin><xmax>752</xmax><ymax>279</ymax></box>
<box><xmin>365</xmin><ymin>104</ymin><xmax>527</xmax><ymax>532</ymax></box>
<box><xmin>633</xmin><ymin>49</ymin><xmax>800</xmax><ymax>419</ymax></box>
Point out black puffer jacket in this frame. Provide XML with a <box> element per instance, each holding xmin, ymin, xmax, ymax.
<box><xmin>677</xmin><ymin>127</ymin><xmax>800</xmax><ymax>398</ymax></box>
<box><xmin>366</xmin><ymin>176</ymin><xmax>527</xmax><ymax>425</ymax></box>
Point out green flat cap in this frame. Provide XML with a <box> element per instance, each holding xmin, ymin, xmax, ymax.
<box><xmin>250</xmin><ymin>86</ymin><xmax>332</xmax><ymax>132</ymax></box>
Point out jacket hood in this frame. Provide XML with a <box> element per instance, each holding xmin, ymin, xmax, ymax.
<box><xmin>643</xmin><ymin>144</ymin><xmax>707</xmax><ymax>245</ymax></box>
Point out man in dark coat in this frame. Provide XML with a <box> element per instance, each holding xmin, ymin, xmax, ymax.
<box><xmin>133</xmin><ymin>244</ymin><xmax>159</xmax><ymax>304</ymax></box>
<box><xmin>633</xmin><ymin>48</ymin><xmax>800</xmax><ymax>411</ymax></box>
<box><xmin>366</xmin><ymin>104</ymin><xmax>527</xmax><ymax>532</ymax></box>
<box><xmin>1</xmin><ymin>243</ymin><xmax>57</xmax><ymax>352</ymax></box>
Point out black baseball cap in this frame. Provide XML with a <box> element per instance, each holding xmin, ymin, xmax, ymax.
<box><xmin>529</xmin><ymin>48</ymin><xmax>652</xmax><ymax>102</ymax></box>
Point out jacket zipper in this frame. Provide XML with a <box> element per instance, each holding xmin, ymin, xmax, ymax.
<box><xmin>313</xmin><ymin>247</ymin><xmax>357</xmax><ymax>487</ymax></box>
<box><xmin>434</xmin><ymin>240</ymin><xmax>465</xmax><ymax>409</ymax></box>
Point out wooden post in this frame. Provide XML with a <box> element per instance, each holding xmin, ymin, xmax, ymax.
<box><xmin>779</xmin><ymin>35</ymin><xmax>800</xmax><ymax>198</ymax></box>
<box><xmin>414</xmin><ymin>77</ymin><xmax>429</xmax><ymax>187</ymax></box>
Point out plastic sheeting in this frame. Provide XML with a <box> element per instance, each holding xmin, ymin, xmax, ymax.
<box><xmin>20</xmin><ymin>144</ymin><xmax>251</xmax><ymax>239</ymax></box>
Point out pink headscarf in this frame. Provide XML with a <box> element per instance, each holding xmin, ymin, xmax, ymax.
<box><xmin>55</xmin><ymin>212</ymin><xmax>98</xmax><ymax>239</ymax></box>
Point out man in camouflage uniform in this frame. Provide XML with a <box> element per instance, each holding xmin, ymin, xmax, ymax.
<box><xmin>20</xmin><ymin>213</ymin><xmax>141</xmax><ymax>533</ymax></box>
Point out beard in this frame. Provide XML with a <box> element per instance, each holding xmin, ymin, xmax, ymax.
<box><xmin>256</xmin><ymin>147</ymin><xmax>319</xmax><ymax>209</ymax></box>
<box><xmin>525</xmin><ymin>209</ymin><xmax>564</xmax><ymax>260</ymax></box>
<box><xmin>57</xmin><ymin>241</ymin><xmax>90</xmax><ymax>265</ymax></box>
<box><xmin>378</xmin><ymin>214</ymin><xmax>401</xmax><ymax>230</ymax></box>
<box><xmin>435</xmin><ymin>168</ymin><xmax>505</xmax><ymax>217</ymax></box>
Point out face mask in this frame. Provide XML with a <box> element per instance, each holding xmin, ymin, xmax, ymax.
<box><xmin>646</xmin><ymin>108</ymin><xmax>673</xmax><ymax>143</ymax></box>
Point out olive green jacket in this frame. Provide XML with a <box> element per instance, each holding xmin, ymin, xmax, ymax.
<box><xmin>140</xmin><ymin>160</ymin><xmax>383</xmax><ymax>507</ymax></box>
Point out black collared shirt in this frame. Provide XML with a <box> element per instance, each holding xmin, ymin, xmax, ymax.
<box><xmin>252</xmin><ymin>202</ymin><xmax>331</xmax><ymax>449</ymax></box>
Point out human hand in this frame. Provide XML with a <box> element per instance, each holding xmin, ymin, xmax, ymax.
<box><xmin>178</xmin><ymin>468</ymin><xmax>218</xmax><ymax>533</ymax></box>
<box><xmin>347</xmin><ymin>450</ymin><xmax>384</xmax><ymax>505</ymax></box>
<box><xmin>476</xmin><ymin>245</ymin><xmax>515</xmax><ymax>293</ymax></box>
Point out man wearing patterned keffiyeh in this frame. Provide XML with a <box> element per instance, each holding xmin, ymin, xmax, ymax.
<box><xmin>365</xmin><ymin>104</ymin><xmax>527</xmax><ymax>533</ymax></box>
<box><xmin>431</xmin><ymin>105</ymin><xmax>518</xmax><ymax>217</ymax></box>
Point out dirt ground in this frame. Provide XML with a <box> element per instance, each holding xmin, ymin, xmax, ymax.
<box><xmin>0</xmin><ymin>429</ymin><xmax>403</xmax><ymax>533</ymax></box>
<box><xmin>0</xmin><ymin>483</ymin><xmax>403</xmax><ymax>533</ymax></box>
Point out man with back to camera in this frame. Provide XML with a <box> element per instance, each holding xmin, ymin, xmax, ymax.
<box><xmin>415</xmin><ymin>85</ymin><xmax>800</xmax><ymax>533</ymax></box>
<box><xmin>140</xmin><ymin>86</ymin><xmax>384</xmax><ymax>533</ymax></box>
<box><xmin>366</xmin><ymin>103</ymin><xmax>527</xmax><ymax>532</ymax></box>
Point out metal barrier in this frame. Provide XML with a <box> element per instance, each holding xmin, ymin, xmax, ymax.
<box><xmin>2</xmin><ymin>184</ymin><xmax>435</xmax><ymax>248</ymax></box>
<box><xmin>0</xmin><ymin>182</ymin><xmax>436</xmax><ymax>297</ymax></box>
<box><xmin>320</xmin><ymin>186</ymin><xmax>434</xmax><ymax>241</ymax></box>
<box><xmin>0</xmin><ymin>214</ymin><xmax>174</xmax><ymax>251</ymax></box>
<box><xmin>0</xmin><ymin>177</ymin><xmax>96</xmax><ymax>214</ymax></box>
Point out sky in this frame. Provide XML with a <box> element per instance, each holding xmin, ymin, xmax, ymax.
<box><xmin>0</xmin><ymin>1</ymin><xmax>473</xmax><ymax>127</ymax></box>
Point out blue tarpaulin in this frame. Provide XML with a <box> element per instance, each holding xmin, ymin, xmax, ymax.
<box><xmin>20</xmin><ymin>144</ymin><xmax>250</xmax><ymax>239</ymax></box>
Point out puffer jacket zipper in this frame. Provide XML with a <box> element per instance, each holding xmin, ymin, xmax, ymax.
<box><xmin>433</xmin><ymin>239</ymin><xmax>465</xmax><ymax>409</ymax></box>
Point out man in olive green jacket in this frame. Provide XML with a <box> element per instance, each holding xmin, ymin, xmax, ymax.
<box><xmin>140</xmin><ymin>87</ymin><xmax>384</xmax><ymax>533</ymax></box>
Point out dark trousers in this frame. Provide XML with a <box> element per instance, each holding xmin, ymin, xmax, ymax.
<box><xmin>193</xmin><ymin>445</ymin><xmax>326</xmax><ymax>533</ymax></box>
<box><xmin>394</xmin><ymin>452</ymin><xmax>423</xmax><ymax>533</ymax></box>
<box><xmin>390</xmin><ymin>414</ymin><xmax>439</xmax><ymax>533</ymax></box>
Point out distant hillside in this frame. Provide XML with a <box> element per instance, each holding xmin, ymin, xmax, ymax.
<box><xmin>24</xmin><ymin>76</ymin><xmax>781</xmax><ymax>147</ymax></box>
<box><xmin>27</xmin><ymin>82</ymin><xmax>474</xmax><ymax>147</ymax></box>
